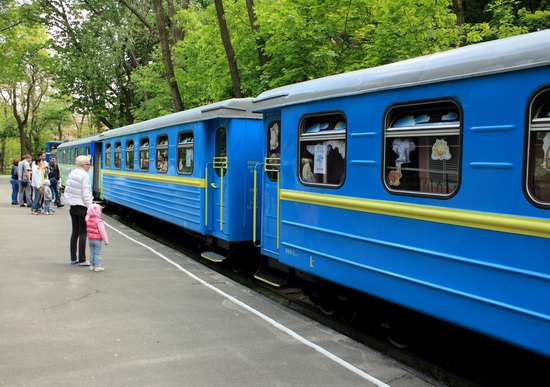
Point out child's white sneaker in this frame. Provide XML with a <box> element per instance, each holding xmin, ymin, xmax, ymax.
<box><xmin>94</xmin><ymin>267</ymin><xmax>105</xmax><ymax>272</ymax></box>
<box><xmin>89</xmin><ymin>266</ymin><xmax>94</xmax><ymax>271</ymax></box>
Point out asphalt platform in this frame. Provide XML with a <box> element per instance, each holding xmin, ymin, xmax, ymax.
<box><xmin>0</xmin><ymin>176</ymin><xmax>437</xmax><ymax>386</ymax></box>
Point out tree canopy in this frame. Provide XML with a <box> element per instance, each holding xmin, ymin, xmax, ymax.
<box><xmin>0</xmin><ymin>0</ymin><xmax>549</xmax><ymax>165</ymax></box>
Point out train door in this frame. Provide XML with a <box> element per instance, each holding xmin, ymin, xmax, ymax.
<box><xmin>254</xmin><ymin>113</ymin><xmax>287</xmax><ymax>286</ymax></box>
<box><xmin>260</xmin><ymin>115</ymin><xmax>282</xmax><ymax>258</ymax></box>
<box><xmin>206</xmin><ymin>126</ymin><xmax>228</xmax><ymax>238</ymax></box>
<box><xmin>91</xmin><ymin>141</ymin><xmax>103</xmax><ymax>199</ymax></box>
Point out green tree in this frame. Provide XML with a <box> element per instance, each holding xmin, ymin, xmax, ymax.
<box><xmin>366</xmin><ymin>0</ymin><xmax>461</xmax><ymax>67</ymax></box>
<box><xmin>0</xmin><ymin>0</ymin><xmax>50</xmax><ymax>156</ymax></box>
<box><xmin>38</xmin><ymin>0</ymin><xmax>157</xmax><ymax>129</ymax></box>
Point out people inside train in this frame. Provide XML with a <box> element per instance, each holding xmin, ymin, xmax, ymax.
<box><xmin>17</xmin><ymin>154</ymin><xmax>32</xmax><ymax>207</ymax></box>
<box><xmin>10</xmin><ymin>159</ymin><xmax>19</xmax><ymax>205</ymax></box>
<box><xmin>48</xmin><ymin>156</ymin><xmax>64</xmax><ymax>208</ymax></box>
<box><xmin>64</xmin><ymin>155</ymin><xmax>94</xmax><ymax>266</ymax></box>
<box><xmin>157</xmin><ymin>154</ymin><xmax>167</xmax><ymax>172</ymax></box>
<box><xmin>141</xmin><ymin>157</ymin><xmax>149</xmax><ymax>170</ymax></box>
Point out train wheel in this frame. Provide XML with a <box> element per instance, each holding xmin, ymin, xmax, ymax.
<box><xmin>381</xmin><ymin>318</ymin><xmax>415</xmax><ymax>349</ymax></box>
<box><xmin>308</xmin><ymin>289</ymin><xmax>337</xmax><ymax>316</ymax></box>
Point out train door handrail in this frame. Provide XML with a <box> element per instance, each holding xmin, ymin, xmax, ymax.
<box><xmin>253</xmin><ymin>162</ymin><xmax>263</xmax><ymax>247</ymax></box>
<box><xmin>204</xmin><ymin>162</ymin><xmax>211</xmax><ymax>228</ymax></box>
<box><xmin>264</xmin><ymin>157</ymin><xmax>281</xmax><ymax>249</ymax></box>
<box><xmin>213</xmin><ymin>156</ymin><xmax>228</xmax><ymax>232</ymax></box>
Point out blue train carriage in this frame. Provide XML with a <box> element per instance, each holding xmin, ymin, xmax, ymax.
<box><xmin>99</xmin><ymin>98</ymin><xmax>263</xmax><ymax>261</ymax></box>
<box><xmin>56</xmin><ymin>135</ymin><xmax>102</xmax><ymax>198</ymax></box>
<box><xmin>44</xmin><ymin>140</ymin><xmax>62</xmax><ymax>163</ymax></box>
<box><xmin>253</xmin><ymin>30</ymin><xmax>550</xmax><ymax>358</ymax></box>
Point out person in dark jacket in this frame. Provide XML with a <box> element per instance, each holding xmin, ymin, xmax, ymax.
<box><xmin>48</xmin><ymin>156</ymin><xmax>64</xmax><ymax>207</ymax></box>
<box><xmin>10</xmin><ymin>159</ymin><xmax>19</xmax><ymax>205</ymax></box>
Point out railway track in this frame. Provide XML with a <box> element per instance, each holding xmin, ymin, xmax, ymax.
<box><xmin>107</xmin><ymin>206</ymin><xmax>549</xmax><ymax>387</ymax></box>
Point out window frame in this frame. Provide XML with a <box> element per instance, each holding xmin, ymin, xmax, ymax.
<box><xmin>214</xmin><ymin>127</ymin><xmax>227</xmax><ymax>177</ymax></box>
<box><xmin>126</xmin><ymin>140</ymin><xmax>134</xmax><ymax>171</ymax></box>
<box><xmin>177</xmin><ymin>131</ymin><xmax>194</xmax><ymax>175</ymax></box>
<box><xmin>383</xmin><ymin>99</ymin><xmax>462</xmax><ymax>198</ymax></box>
<box><xmin>114</xmin><ymin>141</ymin><xmax>122</xmax><ymax>169</ymax></box>
<box><xmin>525</xmin><ymin>88</ymin><xmax>550</xmax><ymax>207</ymax></box>
<box><xmin>266</xmin><ymin>120</ymin><xmax>281</xmax><ymax>182</ymax></box>
<box><xmin>139</xmin><ymin>137</ymin><xmax>150</xmax><ymax>171</ymax></box>
<box><xmin>105</xmin><ymin>143</ymin><xmax>112</xmax><ymax>168</ymax></box>
<box><xmin>298</xmin><ymin>112</ymin><xmax>347</xmax><ymax>187</ymax></box>
<box><xmin>156</xmin><ymin>134</ymin><xmax>168</xmax><ymax>173</ymax></box>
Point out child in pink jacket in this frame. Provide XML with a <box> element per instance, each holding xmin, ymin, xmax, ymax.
<box><xmin>85</xmin><ymin>204</ymin><xmax>109</xmax><ymax>272</ymax></box>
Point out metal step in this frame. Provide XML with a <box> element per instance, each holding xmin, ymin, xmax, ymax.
<box><xmin>201</xmin><ymin>251</ymin><xmax>226</xmax><ymax>263</ymax></box>
<box><xmin>254</xmin><ymin>270</ymin><xmax>288</xmax><ymax>287</ymax></box>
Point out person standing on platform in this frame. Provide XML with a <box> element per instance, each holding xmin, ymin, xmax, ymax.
<box><xmin>33</xmin><ymin>151</ymin><xmax>49</xmax><ymax>174</ymax></box>
<box><xmin>10</xmin><ymin>159</ymin><xmax>19</xmax><ymax>205</ymax></box>
<box><xmin>17</xmin><ymin>154</ymin><xmax>32</xmax><ymax>207</ymax></box>
<box><xmin>31</xmin><ymin>158</ymin><xmax>45</xmax><ymax>214</ymax></box>
<box><xmin>85</xmin><ymin>204</ymin><xmax>109</xmax><ymax>272</ymax></box>
<box><xmin>42</xmin><ymin>179</ymin><xmax>54</xmax><ymax>215</ymax></box>
<box><xmin>48</xmin><ymin>156</ymin><xmax>64</xmax><ymax>208</ymax></box>
<box><xmin>64</xmin><ymin>155</ymin><xmax>93</xmax><ymax>266</ymax></box>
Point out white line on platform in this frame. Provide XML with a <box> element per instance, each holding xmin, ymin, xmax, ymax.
<box><xmin>105</xmin><ymin>222</ymin><xmax>389</xmax><ymax>386</ymax></box>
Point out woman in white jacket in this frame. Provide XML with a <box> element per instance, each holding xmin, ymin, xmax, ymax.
<box><xmin>64</xmin><ymin>155</ymin><xmax>94</xmax><ymax>266</ymax></box>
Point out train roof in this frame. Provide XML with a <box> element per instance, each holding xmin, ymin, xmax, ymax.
<box><xmin>99</xmin><ymin>98</ymin><xmax>261</xmax><ymax>140</ymax></box>
<box><xmin>253</xmin><ymin>29</ymin><xmax>550</xmax><ymax>111</ymax></box>
<box><xmin>57</xmin><ymin>135</ymin><xmax>101</xmax><ymax>149</ymax></box>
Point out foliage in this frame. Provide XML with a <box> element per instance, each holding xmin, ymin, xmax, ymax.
<box><xmin>37</xmin><ymin>0</ymin><xmax>158</xmax><ymax>129</ymax></box>
<box><xmin>167</xmin><ymin>0</ymin><xmax>262</xmax><ymax>109</ymax></box>
<box><xmin>366</xmin><ymin>0</ymin><xmax>462</xmax><ymax>66</ymax></box>
<box><xmin>130</xmin><ymin>55</ymin><xmax>174</xmax><ymax>122</ymax></box>
<box><xmin>466</xmin><ymin>0</ymin><xmax>550</xmax><ymax>41</ymax></box>
<box><xmin>1</xmin><ymin>0</ymin><xmax>549</xmax><ymax>157</ymax></box>
<box><xmin>0</xmin><ymin>0</ymin><xmax>54</xmax><ymax>156</ymax></box>
<box><xmin>256</xmin><ymin>0</ymin><xmax>375</xmax><ymax>87</ymax></box>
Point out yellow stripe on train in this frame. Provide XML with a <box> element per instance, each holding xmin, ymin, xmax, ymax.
<box><xmin>102</xmin><ymin>169</ymin><xmax>206</xmax><ymax>188</ymax></box>
<box><xmin>280</xmin><ymin>190</ymin><xmax>550</xmax><ymax>239</ymax></box>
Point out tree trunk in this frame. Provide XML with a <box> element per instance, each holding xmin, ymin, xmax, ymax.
<box><xmin>245</xmin><ymin>0</ymin><xmax>267</xmax><ymax>68</ymax></box>
<box><xmin>214</xmin><ymin>0</ymin><xmax>243</xmax><ymax>98</ymax></box>
<box><xmin>0</xmin><ymin>138</ymin><xmax>6</xmax><ymax>172</ymax></box>
<box><xmin>152</xmin><ymin>0</ymin><xmax>185</xmax><ymax>111</ymax></box>
<box><xmin>166</xmin><ymin>0</ymin><xmax>188</xmax><ymax>44</ymax></box>
<box><xmin>452</xmin><ymin>0</ymin><xmax>466</xmax><ymax>46</ymax></box>
<box><xmin>9</xmin><ymin>88</ymin><xmax>31</xmax><ymax>155</ymax></box>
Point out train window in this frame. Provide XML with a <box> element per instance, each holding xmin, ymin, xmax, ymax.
<box><xmin>156</xmin><ymin>135</ymin><xmax>168</xmax><ymax>173</ymax></box>
<box><xmin>266</xmin><ymin>120</ymin><xmax>281</xmax><ymax>182</ymax></box>
<box><xmin>105</xmin><ymin>143</ymin><xmax>111</xmax><ymax>168</ymax></box>
<box><xmin>140</xmin><ymin>138</ymin><xmax>149</xmax><ymax>171</ymax></box>
<box><xmin>114</xmin><ymin>142</ymin><xmax>121</xmax><ymax>169</ymax></box>
<box><xmin>177</xmin><ymin>131</ymin><xmax>194</xmax><ymax>174</ymax></box>
<box><xmin>215</xmin><ymin>127</ymin><xmax>227</xmax><ymax>177</ymax></box>
<box><xmin>384</xmin><ymin>100</ymin><xmax>461</xmax><ymax>196</ymax></box>
<box><xmin>298</xmin><ymin>113</ymin><xmax>346</xmax><ymax>186</ymax></box>
<box><xmin>126</xmin><ymin>140</ymin><xmax>134</xmax><ymax>170</ymax></box>
<box><xmin>526</xmin><ymin>89</ymin><xmax>550</xmax><ymax>205</ymax></box>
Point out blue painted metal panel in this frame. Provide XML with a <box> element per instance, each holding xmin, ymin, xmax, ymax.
<box><xmin>258</xmin><ymin>56</ymin><xmax>550</xmax><ymax>357</ymax></box>
<box><xmin>102</xmin><ymin>174</ymin><xmax>203</xmax><ymax>233</ymax></box>
<box><xmin>100</xmin><ymin>100</ymin><xmax>262</xmax><ymax>243</ymax></box>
